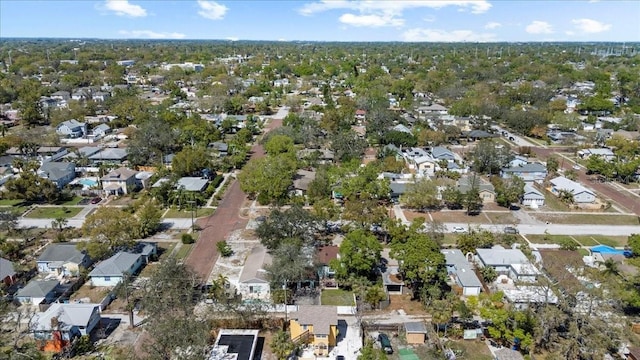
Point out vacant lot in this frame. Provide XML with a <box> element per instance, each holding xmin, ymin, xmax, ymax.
<box><xmin>530</xmin><ymin>213</ymin><xmax>639</xmax><ymax>225</ymax></box>
<box><xmin>525</xmin><ymin>234</ymin><xmax>577</xmax><ymax>245</ymax></box>
<box><xmin>71</xmin><ymin>283</ymin><xmax>111</xmax><ymax>303</ymax></box>
<box><xmin>445</xmin><ymin>340</ymin><xmax>493</xmax><ymax>360</ymax></box>
<box><xmin>321</xmin><ymin>289</ymin><xmax>354</xmax><ymax>306</ymax></box>
<box><xmin>25</xmin><ymin>206</ymin><xmax>83</xmax><ymax>219</ymax></box>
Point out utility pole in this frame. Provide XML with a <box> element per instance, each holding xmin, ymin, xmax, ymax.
<box><xmin>187</xmin><ymin>198</ymin><xmax>196</xmax><ymax>232</ymax></box>
<box><xmin>283</xmin><ymin>279</ymin><xmax>288</xmax><ymax>324</ymax></box>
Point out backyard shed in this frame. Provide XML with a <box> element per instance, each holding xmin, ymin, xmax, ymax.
<box><xmin>404</xmin><ymin>322</ymin><xmax>427</xmax><ymax>344</ymax></box>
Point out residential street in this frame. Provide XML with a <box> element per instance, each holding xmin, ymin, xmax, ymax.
<box><xmin>184</xmin><ymin>107</ymin><xmax>288</xmax><ymax>281</ymax></box>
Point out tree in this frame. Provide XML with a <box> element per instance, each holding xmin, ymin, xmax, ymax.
<box><xmin>342</xmin><ymin>197</ymin><xmax>388</xmax><ymax>229</ymax></box>
<box><xmin>441</xmin><ymin>185</ymin><xmax>464</xmax><ymax>209</ymax></box>
<box><xmin>3</xmin><ymin>161</ymin><xmax>60</xmax><ymax>203</ymax></box>
<box><xmin>127</xmin><ymin>117</ymin><xmax>177</xmax><ymax>166</ymax></box>
<box><xmin>135</xmin><ymin>200</ymin><xmax>162</xmax><ymax>238</ymax></box>
<box><xmin>546</xmin><ymin>156</ymin><xmax>559</xmax><ymax>175</ymax></box>
<box><xmin>0</xmin><ymin>211</ymin><xmax>18</xmax><ymax>234</ymax></box>
<box><xmin>270</xmin><ymin>330</ymin><xmax>296</xmax><ymax>360</ymax></box>
<box><xmin>471</xmin><ymin>139</ymin><xmax>514</xmax><ymax>175</ymax></box>
<box><xmin>330</xmin><ymin>131</ymin><xmax>367</xmax><ymax>162</ymax></box>
<box><xmin>463</xmin><ymin>183</ymin><xmax>483</xmax><ymax>215</ymax></box>
<box><xmin>480</xmin><ymin>266</ymin><xmax>498</xmax><ymax>283</ymax></box>
<box><xmin>401</xmin><ymin>178</ymin><xmax>441</xmax><ymax>211</ymax></box>
<box><xmin>238</xmin><ymin>154</ymin><xmax>296</xmax><ymax>204</ymax></box>
<box><xmin>16</xmin><ymin>79</ymin><xmax>43</xmax><ymax>126</ymax></box>
<box><xmin>358</xmin><ymin>340</ymin><xmax>388</xmax><ymax>360</ymax></box>
<box><xmin>331</xmin><ymin>229</ymin><xmax>382</xmax><ymax>282</ymax></box>
<box><xmin>493</xmin><ymin>176</ymin><xmax>525</xmax><ymax>208</ymax></box>
<box><xmin>266</xmin><ymin>241</ymin><xmax>313</xmax><ymax>287</ymax></box>
<box><xmin>79</xmin><ymin>207</ymin><xmax>139</xmax><ymax>259</ymax></box>
<box><xmin>456</xmin><ymin>229</ymin><xmax>495</xmax><ymax>255</ymax></box>
<box><xmin>390</xmin><ymin>223</ymin><xmax>446</xmax><ymax>300</ymax></box>
<box><xmin>628</xmin><ymin>234</ymin><xmax>640</xmax><ymax>256</ymax></box>
<box><xmin>139</xmin><ymin>257</ymin><xmax>209</xmax><ymax>360</ymax></box>
<box><xmin>171</xmin><ymin>146</ymin><xmax>212</xmax><ymax>177</ymax></box>
<box><xmin>256</xmin><ymin>205</ymin><xmax>320</xmax><ymax>250</ymax></box>
<box><xmin>264</xmin><ymin>134</ymin><xmax>295</xmax><ymax>156</ymax></box>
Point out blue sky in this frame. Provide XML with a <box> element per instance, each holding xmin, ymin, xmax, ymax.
<box><xmin>1</xmin><ymin>0</ymin><xmax>639</xmax><ymax>42</ymax></box>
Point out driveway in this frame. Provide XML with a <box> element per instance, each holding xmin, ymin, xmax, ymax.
<box><xmin>184</xmin><ymin>110</ymin><xmax>286</xmax><ymax>281</ymax></box>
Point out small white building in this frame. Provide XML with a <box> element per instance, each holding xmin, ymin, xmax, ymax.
<box><xmin>522</xmin><ymin>185</ymin><xmax>545</xmax><ymax>208</ymax></box>
<box><xmin>237</xmin><ymin>246</ymin><xmax>272</xmax><ymax>301</ymax></box>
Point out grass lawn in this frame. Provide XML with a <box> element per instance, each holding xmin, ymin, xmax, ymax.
<box><xmin>158</xmin><ymin>242</ymin><xmax>177</xmax><ymax>260</ymax></box>
<box><xmin>578</xmin><ymin>248</ymin><xmax>590</xmax><ymax>256</ymax></box>
<box><xmin>55</xmin><ymin>196</ymin><xmax>83</xmax><ymax>206</ymax></box>
<box><xmin>164</xmin><ymin>207</ymin><xmax>215</xmax><ymax>219</ymax></box>
<box><xmin>0</xmin><ymin>199</ymin><xmax>24</xmax><ymax>206</ymax></box>
<box><xmin>531</xmin><ymin>213</ymin><xmax>639</xmax><ymax>225</ymax></box>
<box><xmin>525</xmin><ymin>234</ymin><xmax>577</xmax><ymax>245</ymax></box>
<box><xmin>0</xmin><ymin>205</ymin><xmax>29</xmax><ymax>216</ymax></box>
<box><xmin>430</xmin><ymin>211</ymin><xmax>488</xmax><ymax>224</ymax></box>
<box><xmin>484</xmin><ymin>212</ymin><xmax>518</xmax><ymax>224</ymax></box>
<box><xmin>321</xmin><ymin>289</ymin><xmax>355</xmax><ymax>306</ymax></box>
<box><xmin>541</xmin><ymin>192</ymin><xmax>570</xmax><ymax>211</ymax></box>
<box><xmin>571</xmin><ymin>236</ymin><xmax>600</xmax><ymax>246</ymax></box>
<box><xmin>442</xmin><ymin>233</ymin><xmax>458</xmax><ymax>245</ymax></box>
<box><xmin>175</xmin><ymin>243</ymin><xmax>193</xmax><ymax>260</ymax></box>
<box><xmin>70</xmin><ymin>284</ymin><xmax>110</xmax><ymax>303</ymax></box>
<box><xmin>444</xmin><ymin>340</ymin><xmax>493</xmax><ymax>360</ymax></box>
<box><xmin>590</xmin><ymin>235</ymin><xmax>629</xmax><ymax>247</ymax></box>
<box><xmin>25</xmin><ymin>206</ymin><xmax>83</xmax><ymax>219</ymax></box>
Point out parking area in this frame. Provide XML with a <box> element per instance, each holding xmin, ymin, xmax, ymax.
<box><xmin>330</xmin><ymin>318</ymin><xmax>363</xmax><ymax>360</ymax></box>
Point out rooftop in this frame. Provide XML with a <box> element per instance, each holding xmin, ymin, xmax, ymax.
<box><xmin>177</xmin><ymin>177</ymin><xmax>209</xmax><ymax>192</ymax></box>
<box><xmin>34</xmin><ymin>303</ymin><xmax>100</xmax><ymax>332</ymax></box>
<box><xmin>89</xmin><ymin>252</ymin><xmax>141</xmax><ymax>277</ymax></box>
<box><xmin>239</xmin><ymin>246</ymin><xmax>272</xmax><ymax>283</ymax></box>
<box><xmin>16</xmin><ymin>279</ymin><xmax>59</xmax><ymax>298</ymax></box>
<box><xmin>476</xmin><ymin>247</ymin><xmax>529</xmax><ymax>266</ymax></box>
<box><xmin>37</xmin><ymin>243</ymin><xmax>86</xmax><ymax>264</ymax></box>
<box><xmin>209</xmin><ymin>329</ymin><xmax>259</xmax><ymax>360</ymax></box>
<box><xmin>291</xmin><ymin>305</ymin><xmax>337</xmax><ymax>335</ymax></box>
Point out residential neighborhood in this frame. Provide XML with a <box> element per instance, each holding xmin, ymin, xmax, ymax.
<box><xmin>1</xmin><ymin>27</ymin><xmax>640</xmax><ymax>360</ymax></box>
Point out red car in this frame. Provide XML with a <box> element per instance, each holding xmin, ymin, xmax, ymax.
<box><xmin>90</xmin><ymin>197</ymin><xmax>102</xmax><ymax>204</ymax></box>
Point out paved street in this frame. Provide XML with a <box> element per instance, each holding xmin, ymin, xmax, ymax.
<box><xmin>184</xmin><ymin>107</ymin><xmax>288</xmax><ymax>281</ymax></box>
<box><xmin>444</xmin><ymin>222</ymin><xmax>640</xmax><ymax>236</ymax></box>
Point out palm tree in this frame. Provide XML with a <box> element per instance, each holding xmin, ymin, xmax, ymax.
<box><xmin>209</xmin><ymin>274</ymin><xmax>230</xmax><ymax>302</ymax></box>
<box><xmin>598</xmin><ymin>258</ymin><xmax>620</xmax><ymax>277</ymax></box>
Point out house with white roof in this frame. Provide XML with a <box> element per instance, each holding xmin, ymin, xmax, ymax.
<box><xmin>56</xmin><ymin>120</ymin><xmax>87</xmax><ymax>138</ymax></box>
<box><xmin>549</xmin><ymin>176</ymin><xmax>596</xmax><ymax>203</ymax></box>
<box><xmin>442</xmin><ymin>249</ymin><xmax>482</xmax><ymax>296</ymax></box>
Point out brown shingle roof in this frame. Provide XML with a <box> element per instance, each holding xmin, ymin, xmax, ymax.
<box><xmin>292</xmin><ymin>305</ymin><xmax>337</xmax><ymax>335</ymax></box>
<box><xmin>317</xmin><ymin>246</ymin><xmax>339</xmax><ymax>265</ymax></box>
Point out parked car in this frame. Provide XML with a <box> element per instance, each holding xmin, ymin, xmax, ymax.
<box><xmin>451</xmin><ymin>226</ymin><xmax>466</xmax><ymax>233</ymax></box>
<box><xmin>504</xmin><ymin>226</ymin><xmax>519</xmax><ymax>234</ymax></box>
<box><xmin>377</xmin><ymin>333</ymin><xmax>393</xmax><ymax>354</ymax></box>
<box><xmin>90</xmin><ymin>197</ymin><xmax>102</xmax><ymax>204</ymax></box>
<box><xmin>336</xmin><ymin>356</ymin><xmax>345</xmax><ymax>360</ymax></box>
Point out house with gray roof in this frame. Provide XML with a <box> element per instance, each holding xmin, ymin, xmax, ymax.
<box><xmin>442</xmin><ymin>249</ymin><xmax>482</xmax><ymax>296</ymax></box>
<box><xmin>577</xmin><ymin>148</ymin><xmax>615</xmax><ymax>162</ymax></box>
<box><xmin>37</xmin><ymin>243</ymin><xmax>91</xmax><ymax>276</ymax></box>
<box><xmin>522</xmin><ymin>184</ymin><xmax>545</xmax><ymax>208</ymax></box>
<box><xmin>430</xmin><ymin>146</ymin><xmax>456</xmax><ymax>162</ymax></box>
<box><xmin>15</xmin><ymin>279</ymin><xmax>60</xmax><ymax>305</ymax></box>
<box><xmin>208</xmin><ymin>142</ymin><xmax>229</xmax><ymax>157</ymax></box>
<box><xmin>0</xmin><ymin>257</ymin><xmax>16</xmax><ymax>286</ymax></box>
<box><xmin>57</xmin><ymin>119</ymin><xmax>86</xmax><ymax>138</ymax></box>
<box><xmin>238</xmin><ymin>245</ymin><xmax>272</xmax><ymax>301</ymax></box>
<box><xmin>176</xmin><ymin>177</ymin><xmax>209</xmax><ymax>192</ymax></box>
<box><xmin>549</xmin><ymin>176</ymin><xmax>595</xmax><ymax>203</ymax></box>
<box><xmin>457</xmin><ymin>175</ymin><xmax>495</xmax><ymax>203</ymax></box>
<box><xmin>38</xmin><ymin>161</ymin><xmax>76</xmax><ymax>188</ymax></box>
<box><xmin>289</xmin><ymin>305</ymin><xmax>338</xmax><ymax>357</ymax></box>
<box><xmin>33</xmin><ymin>303</ymin><xmax>101</xmax><ymax>341</ymax></box>
<box><xmin>501</xmin><ymin>162</ymin><xmax>548</xmax><ymax>184</ymax></box>
<box><xmin>92</xmin><ymin>123</ymin><xmax>111</xmax><ymax>137</ymax></box>
<box><xmin>89</xmin><ymin>148</ymin><xmax>128</xmax><ymax>164</ymax></box>
<box><xmin>476</xmin><ymin>246</ymin><xmax>540</xmax><ymax>282</ymax></box>
<box><xmin>89</xmin><ymin>252</ymin><xmax>144</xmax><ymax>287</ymax></box>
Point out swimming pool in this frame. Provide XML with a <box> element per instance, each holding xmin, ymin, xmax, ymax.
<box><xmin>591</xmin><ymin>245</ymin><xmax>632</xmax><ymax>257</ymax></box>
<box><xmin>78</xmin><ymin>178</ymin><xmax>98</xmax><ymax>187</ymax></box>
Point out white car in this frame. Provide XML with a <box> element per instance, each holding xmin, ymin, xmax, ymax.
<box><xmin>451</xmin><ymin>226</ymin><xmax>466</xmax><ymax>233</ymax></box>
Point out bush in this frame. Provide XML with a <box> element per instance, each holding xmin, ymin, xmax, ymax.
<box><xmin>181</xmin><ymin>233</ymin><xmax>195</xmax><ymax>244</ymax></box>
<box><xmin>216</xmin><ymin>241</ymin><xmax>233</xmax><ymax>257</ymax></box>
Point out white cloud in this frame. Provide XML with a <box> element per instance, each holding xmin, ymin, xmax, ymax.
<box><xmin>484</xmin><ymin>21</ymin><xmax>501</xmax><ymax>29</ymax></box>
<box><xmin>226</xmin><ymin>36</ymin><xmax>239</xmax><ymax>41</ymax></box>
<box><xmin>197</xmin><ymin>0</ymin><xmax>228</xmax><ymax>20</ymax></box>
<box><xmin>402</xmin><ymin>28</ymin><xmax>496</xmax><ymax>42</ymax></box>
<box><xmin>103</xmin><ymin>0</ymin><xmax>147</xmax><ymax>17</ymax></box>
<box><xmin>299</xmin><ymin>1</ymin><xmax>491</xmax><ymax>28</ymax></box>
<box><xmin>339</xmin><ymin>13</ymin><xmax>404</xmax><ymax>27</ymax></box>
<box><xmin>571</xmin><ymin>18</ymin><xmax>611</xmax><ymax>33</ymax></box>
<box><xmin>119</xmin><ymin>30</ymin><xmax>186</xmax><ymax>39</ymax></box>
<box><xmin>525</xmin><ymin>20</ymin><xmax>553</xmax><ymax>34</ymax></box>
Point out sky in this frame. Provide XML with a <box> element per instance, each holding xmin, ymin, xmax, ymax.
<box><xmin>1</xmin><ymin>0</ymin><xmax>639</xmax><ymax>42</ymax></box>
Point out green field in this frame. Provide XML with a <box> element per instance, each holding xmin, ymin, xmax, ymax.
<box><xmin>321</xmin><ymin>289</ymin><xmax>355</xmax><ymax>306</ymax></box>
<box><xmin>164</xmin><ymin>207</ymin><xmax>215</xmax><ymax>218</ymax></box>
<box><xmin>24</xmin><ymin>206</ymin><xmax>83</xmax><ymax>219</ymax></box>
